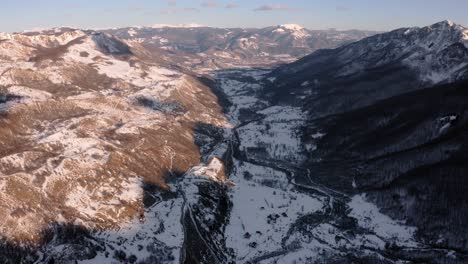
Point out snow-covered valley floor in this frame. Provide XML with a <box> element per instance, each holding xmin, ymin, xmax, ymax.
<box><xmin>81</xmin><ymin>68</ymin><xmax>428</xmax><ymax>263</ymax></box>
<box><xmin>210</xmin><ymin>69</ymin><xmax>425</xmax><ymax>263</ymax></box>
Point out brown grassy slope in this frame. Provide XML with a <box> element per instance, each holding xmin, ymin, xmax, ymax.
<box><xmin>0</xmin><ymin>52</ymin><xmax>228</xmax><ymax>245</ymax></box>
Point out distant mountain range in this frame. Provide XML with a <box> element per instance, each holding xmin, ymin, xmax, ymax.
<box><xmin>104</xmin><ymin>24</ymin><xmax>378</xmax><ymax>70</ymax></box>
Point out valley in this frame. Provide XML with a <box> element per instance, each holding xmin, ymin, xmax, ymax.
<box><xmin>192</xmin><ymin>69</ymin><xmax>466</xmax><ymax>263</ymax></box>
<box><xmin>0</xmin><ymin>21</ymin><xmax>467</xmax><ymax>263</ymax></box>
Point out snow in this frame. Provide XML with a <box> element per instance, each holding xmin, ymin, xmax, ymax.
<box><xmin>0</xmin><ymin>28</ymin><xmax>210</xmax><ymax>254</ymax></box>
<box><xmin>7</xmin><ymin>85</ymin><xmax>52</xmax><ymax>101</ymax></box>
<box><xmin>446</xmin><ymin>250</ymin><xmax>457</xmax><ymax>259</ymax></box>
<box><xmin>273</xmin><ymin>24</ymin><xmax>310</xmax><ymax>39</ymax></box>
<box><xmin>426</xmin><ymin>62</ymin><xmax>468</xmax><ymax>83</ymax></box>
<box><xmin>440</xmin><ymin>115</ymin><xmax>458</xmax><ymax>122</ymax></box>
<box><xmin>0</xmin><ymin>62</ymin><xmax>36</xmax><ymax>86</ymax></box>
<box><xmin>218</xmin><ymin>69</ymin><xmax>329</xmax><ymax>261</ymax></box>
<box><xmin>238</xmin><ymin>106</ymin><xmax>306</xmax><ymax>162</ymax></box>
<box><xmin>217</xmin><ymin>70</ymin><xmax>307</xmax><ymax>162</ymax></box>
<box><xmin>20</xmin><ymin>30</ymin><xmax>86</xmax><ymax>47</ymax></box>
<box><xmin>348</xmin><ymin>194</ymin><xmax>418</xmax><ymax>247</ymax></box>
<box><xmin>61</xmin><ymin>37</ymin><xmax>100</xmax><ymax>62</ymax></box>
<box><xmin>0</xmin><ymin>41</ymin><xmax>26</xmax><ymax>60</ymax></box>
<box><xmin>266</xmin><ymin>195</ymin><xmax>420</xmax><ymax>262</ymax></box>
<box><xmin>225</xmin><ymin>160</ymin><xmax>324</xmax><ymax>262</ymax></box>
<box><xmin>214</xmin><ymin>51</ymin><xmax>236</xmax><ymax>59</ymax></box>
<box><xmin>0</xmin><ymin>153</ymin><xmax>27</xmax><ymax>171</ymax></box>
<box><xmin>237</xmin><ymin>38</ymin><xmax>259</xmax><ymax>49</ymax></box>
<box><xmin>65</xmin><ymin>176</ymin><xmax>142</xmax><ymax>219</ymax></box>
<box><xmin>1</xmin><ymin>21</ymin><xmax>461</xmax><ymax>262</ymax></box>
<box><xmin>128</xmin><ymin>28</ymin><xmax>138</xmax><ymax>37</ymax></box>
<box><xmin>91</xmin><ymin>33</ymin><xmax>126</xmax><ymax>54</ymax></box>
<box><xmin>79</xmin><ymin>196</ymin><xmax>184</xmax><ymax>264</ymax></box>
<box><xmin>273</xmin><ymin>28</ymin><xmax>285</xmax><ymax>33</ymax></box>
<box><xmin>439</xmin><ymin>122</ymin><xmax>451</xmax><ymax>132</ymax></box>
<box><xmin>279</xmin><ymin>24</ymin><xmax>305</xmax><ymax>31</ymax></box>
<box><xmin>215</xmin><ymin>68</ymin><xmax>427</xmax><ymax>262</ymax></box>
<box><xmin>400</xmin><ymin>22</ymin><xmax>468</xmax><ymax>83</ymax></box>
<box><xmin>404</xmin><ymin>28</ymin><xmax>418</xmax><ymax>35</ymax></box>
<box><xmin>463</xmin><ymin>30</ymin><xmax>468</xmax><ymax>42</ymax></box>
<box><xmin>310</xmin><ymin>132</ymin><xmax>326</xmax><ymax>139</ymax></box>
<box><xmin>216</xmin><ymin>71</ymin><xmax>267</xmax><ymax>120</ymax></box>
<box><xmin>37</xmin><ymin>125</ymin><xmax>105</xmax><ymax>158</ymax></box>
<box><xmin>439</xmin><ymin>115</ymin><xmax>458</xmax><ymax>133</ymax></box>
<box><xmin>96</xmin><ymin>58</ymin><xmax>173</xmax><ymax>86</ymax></box>
<box><xmin>316</xmin><ymin>21</ymin><xmax>468</xmax><ymax>84</ymax></box>
<box><xmin>191</xmin><ymin>157</ymin><xmax>225</xmax><ymax>182</ymax></box>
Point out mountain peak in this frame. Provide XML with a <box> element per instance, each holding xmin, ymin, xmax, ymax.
<box><xmin>433</xmin><ymin>20</ymin><xmax>456</xmax><ymax>27</ymax></box>
<box><xmin>427</xmin><ymin>20</ymin><xmax>468</xmax><ymax>32</ymax></box>
<box><xmin>422</xmin><ymin>20</ymin><xmax>468</xmax><ymax>45</ymax></box>
<box><xmin>278</xmin><ymin>24</ymin><xmax>305</xmax><ymax>31</ymax></box>
<box><xmin>272</xmin><ymin>24</ymin><xmax>310</xmax><ymax>38</ymax></box>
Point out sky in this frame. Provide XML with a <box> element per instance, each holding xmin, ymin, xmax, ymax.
<box><xmin>1</xmin><ymin>0</ymin><xmax>467</xmax><ymax>32</ymax></box>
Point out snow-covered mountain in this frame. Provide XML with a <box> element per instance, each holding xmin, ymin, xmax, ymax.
<box><xmin>262</xmin><ymin>20</ymin><xmax>468</xmax><ymax>260</ymax></box>
<box><xmin>1</xmin><ymin>21</ymin><xmax>468</xmax><ymax>263</ymax></box>
<box><xmin>268</xmin><ymin>20</ymin><xmax>468</xmax><ymax>117</ymax></box>
<box><xmin>0</xmin><ymin>27</ymin><xmax>230</xmax><ymax>263</ymax></box>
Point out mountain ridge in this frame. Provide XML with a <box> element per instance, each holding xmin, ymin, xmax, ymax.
<box><xmin>259</xmin><ymin>20</ymin><xmax>468</xmax><ymax>258</ymax></box>
<box><xmin>266</xmin><ymin>20</ymin><xmax>468</xmax><ymax>119</ymax></box>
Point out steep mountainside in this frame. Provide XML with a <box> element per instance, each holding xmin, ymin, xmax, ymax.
<box><xmin>264</xmin><ymin>20</ymin><xmax>468</xmax><ymax>257</ymax></box>
<box><xmin>0</xmin><ymin>28</ymin><xmax>230</xmax><ymax>263</ymax></box>
<box><xmin>268</xmin><ymin>20</ymin><xmax>468</xmax><ymax>117</ymax></box>
<box><xmin>305</xmin><ymin>80</ymin><xmax>468</xmax><ymax>251</ymax></box>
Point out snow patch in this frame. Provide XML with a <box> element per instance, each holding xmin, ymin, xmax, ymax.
<box><xmin>348</xmin><ymin>194</ymin><xmax>418</xmax><ymax>247</ymax></box>
<box><xmin>128</xmin><ymin>28</ymin><xmax>138</xmax><ymax>37</ymax></box>
<box><xmin>191</xmin><ymin>157</ymin><xmax>226</xmax><ymax>182</ymax></box>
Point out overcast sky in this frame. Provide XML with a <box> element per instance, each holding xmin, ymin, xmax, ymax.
<box><xmin>1</xmin><ymin>0</ymin><xmax>467</xmax><ymax>32</ymax></box>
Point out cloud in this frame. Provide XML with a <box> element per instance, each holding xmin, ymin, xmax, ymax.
<box><xmin>336</xmin><ymin>6</ymin><xmax>351</xmax><ymax>11</ymax></box>
<box><xmin>102</xmin><ymin>8</ymin><xmax>115</xmax><ymax>13</ymax></box>
<box><xmin>253</xmin><ymin>5</ymin><xmax>292</xmax><ymax>11</ymax></box>
<box><xmin>225</xmin><ymin>3</ymin><xmax>238</xmax><ymax>9</ymax></box>
<box><xmin>128</xmin><ymin>6</ymin><xmax>145</xmax><ymax>12</ymax></box>
<box><xmin>168</xmin><ymin>0</ymin><xmax>177</xmax><ymax>7</ymax></box>
<box><xmin>160</xmin><ymin>7</ymin><xmax>200</xmax><ymax>14</ymax></box>
<box><xmin>182</xmin><ymin>7</ymin><xmax>200</xmax><ymax>12</ymax></box>
<box><xmin>201</xmin><ymin>1</ymin><xmax>218</xmax><ymax>7</ymax></box>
